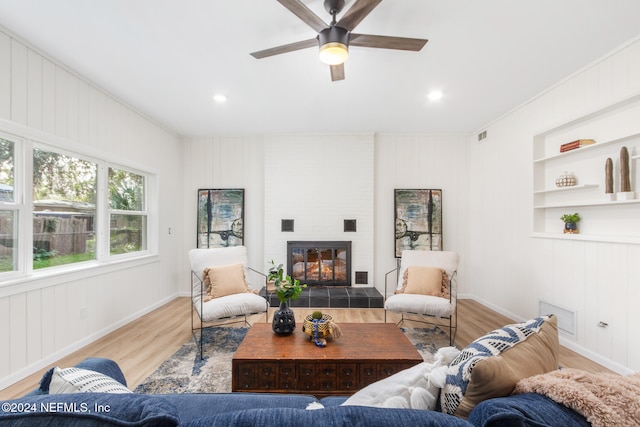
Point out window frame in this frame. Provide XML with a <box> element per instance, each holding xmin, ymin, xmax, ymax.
<box><xmin>0</xmin><ymin>125</ymin><xmax>158</xmax><ymax>288</ymax></box>
<box><xmin>106</xmin><ymin>164</ymin><xmax>150</xmax><ymax>260</ymax></box>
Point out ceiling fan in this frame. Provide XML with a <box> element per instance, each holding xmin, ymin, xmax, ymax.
<box><xmin>250</xmin><ymin>0</ymin><xmax>428</xmax><ymax>81</ymax></box>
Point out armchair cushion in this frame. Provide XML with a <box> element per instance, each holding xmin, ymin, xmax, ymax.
<box><xmin>203</xmin><ymin>263</ymin><xmax>251</xmax><ymax>299</ymax></box>
<box><xmin>197</xmin><ymin>292</ymin><xmax>268</xmax><ymax>322</ymax></box>
<box><xmin>397</xmin><ymin>266</ymin><xmax>447</xmax><ymax>297</ymax></box>
<box><xmin>384</xmin><ymin>294</ymin><xmax>453</xmax><ymax>318</ymax></box>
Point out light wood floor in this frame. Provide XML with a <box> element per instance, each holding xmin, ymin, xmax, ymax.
<box><xmin>0</xmin><ymin>297</ymin><xmax>613</xmax><ymax>400</ymax></box>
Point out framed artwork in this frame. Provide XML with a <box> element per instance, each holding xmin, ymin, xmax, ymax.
<box><xmin>197</xmin><ymin>189</ymin><xmax>244</xmax><ymax>248</ymax></box>
<box><xmin>394</xmin><ymin>189</ymin><xmax>442</xmax><ymax>257</ymax></box>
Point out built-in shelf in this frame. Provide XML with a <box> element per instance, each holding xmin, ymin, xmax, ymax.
<box><xmin>532</xmin><ymin>94</ymin><xmax>640</xmax><ymax>244</ymax></box>
<box><xmin>533</xmin><ymin>184</ymin><xmax>598</xmax><ymax>195</ymax></box>
<box><xmin>531</xmin><ymin>232</ymin><xmax>640</xmax><ymax>245</ymax></box>
<box><xmin>534</xmin><ymin>133</ymin><xmax>640</xmax><ymax>163</ymax></box>
<box><xmin>534</xmin><ymin>198</ymin><xmax>640</xmax><ymax>209</ymax></box>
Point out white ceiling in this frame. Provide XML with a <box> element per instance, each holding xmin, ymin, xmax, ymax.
<box><xmin>0</xmin><ymin>0</ymin><xmax>639</xmax><ymax>137</ymax></box>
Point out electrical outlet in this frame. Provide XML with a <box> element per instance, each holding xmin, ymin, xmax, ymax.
<box><xmin>80</xmin><ymin>307</ymin><xmax>87</xmax><ymax>319</ymax></box>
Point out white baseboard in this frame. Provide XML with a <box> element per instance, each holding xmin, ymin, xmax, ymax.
<box><xmin>0</xmin><ymin>293</ymin><xmax>179</xmax><ymax>392</ymax></box>
<box><xmin>459</xmin><ymin>295</ymin><xmax>634</xmax><ymax>375</ymax></box>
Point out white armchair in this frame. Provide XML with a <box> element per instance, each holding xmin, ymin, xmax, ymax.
<box><xmin>384</xmin><ymin>250</ymin><xmax>459</xmax><ymax>345</ymax></box>
<box><xmin>189</xmin><ymin>246</ymin><xmax>268</xmax><ymax>358</ymax></box>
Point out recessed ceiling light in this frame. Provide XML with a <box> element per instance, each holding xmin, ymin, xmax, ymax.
<box><xmin>213</xmin><ymin>94</ymin><xmax>227</xmax><ymax>103</ymax></box>
<box><xmin>427</xmin><ymin>90</ymin><xmax>443</xmax><ymax>101</ymax></box>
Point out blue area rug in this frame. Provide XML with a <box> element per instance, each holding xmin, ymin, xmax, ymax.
<box><xmin>134</xmin><ymin>325</ymin><xmax>451</xmax><ymax>394</ymax></box>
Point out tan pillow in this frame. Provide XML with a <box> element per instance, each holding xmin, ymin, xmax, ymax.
<box><xmin>441</xmin><ymin>315</ymin><xmax>560</xmax><ymax>419</ymax></box>
<box><xmin>202</xmin><ymin>263</ymin><xmax>248</xmax><ymax>299</ymax></box>
<box><xmin>397</xmin><ymin>266</ymin><xmax>444</xmax><ymax>296</ymax></box>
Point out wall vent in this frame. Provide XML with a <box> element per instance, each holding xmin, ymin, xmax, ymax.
<box><xmin>539</xmin><ymin>300</ymin><xmax>576</xmax><ymax>337</ymax></box>
<box><xmin>478</xmin><ymin>130</ymin><xmax>487</xmax><ymax>141</ymax></box>
<box><xmin>355</xmin><ymin>271</ymin><xmax>368</xmax><ymax>284</ymax></box>
<box><xmin>281</xmin><ymin>219</ymin><xmax>294</xmax><ymax>232</ymax></box>
<box><xmin>344</xmin><ymin>219</ymin><xmax>357</xmax><ymax>232</ymax></box>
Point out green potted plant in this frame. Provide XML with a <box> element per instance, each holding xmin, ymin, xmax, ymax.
<box><xmin>268</xmin><ymin>260</ymin><xmax>307</xmax><ymax>335</ymax></box>
<box><xmin>560</xmin><ymin>213</ymin><xmax>581</xmax><ymax>234</ymax></box>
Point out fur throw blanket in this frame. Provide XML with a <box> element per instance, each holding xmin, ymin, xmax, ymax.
<box><xmin>514</xmin><ymin>368</ymin><xmax>640</xmax><ymax>427</ymax></box>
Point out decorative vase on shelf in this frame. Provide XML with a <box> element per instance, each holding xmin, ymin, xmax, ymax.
<box><xmin>555</xmin><ymin>171</ymin><xmax>576</xmax><ymax>187</ymax></box>
<box><xmin>272</xmin><ymin>301</ymin><xmax>296</xmax><ymax>335</ymax></box>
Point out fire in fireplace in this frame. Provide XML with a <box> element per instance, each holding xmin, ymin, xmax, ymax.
<box><xmin>287</xmin><ymin>241</ymin><xmax>351</xmax><ymax>286</ymax></box>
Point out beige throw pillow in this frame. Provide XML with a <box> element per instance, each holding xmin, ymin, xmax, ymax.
<box><xmin>397</xmin><ymin>266</ymin><xmax>445</xmax><ymax>297</ymax></box>
<box><xmin>202</xmin><ymin>263</ymin><xmax>248</xmax><ymax>300</ymax></box>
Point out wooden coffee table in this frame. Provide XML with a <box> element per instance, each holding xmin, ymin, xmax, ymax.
<box><xmin>232</xmin><ymin>323</ymin><xmax>423</xmax><ymax>396</ymax></box>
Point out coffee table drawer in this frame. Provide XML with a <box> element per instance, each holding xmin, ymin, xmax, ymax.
<box><xmin>278</xmin><ymin>363</ymin><xmax>296</xmax><ymax>390</ymax></box>
<box><xmin>235</xmin><ymin>362</ymin><xmax>257</xmax><ymax>390</ymax></box>
<box><xmin>299</xmin><ymin>363</ymin><xmax>338</xmax><ymax>391</ymax></box>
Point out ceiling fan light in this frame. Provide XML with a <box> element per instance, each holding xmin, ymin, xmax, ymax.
<box><xmin>319</xmin><ymin>42</ymin><xmax>349</xmax><ymax>65</ymax></box>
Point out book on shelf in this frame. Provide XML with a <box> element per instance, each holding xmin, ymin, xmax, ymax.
<box><xmin>559</xmin><ymin>139</ymin><xmax>595</xmax><ymax>152</ymax></box>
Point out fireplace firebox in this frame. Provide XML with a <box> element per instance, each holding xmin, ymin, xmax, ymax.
<box><xmin>287</xmin><ymin>241</ymin><xmax>351</xmax><ymax>286</ymax></box>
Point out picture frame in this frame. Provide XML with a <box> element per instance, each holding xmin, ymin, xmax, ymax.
<box><xmin>394</xmin><ymin>189</ymin><xmax>442</xmax><ymax>257</ymax></box>
<box><xmin>197</xmin><ymin>189</ymin><xmax>244</xmax><ymax>248</ymax></box>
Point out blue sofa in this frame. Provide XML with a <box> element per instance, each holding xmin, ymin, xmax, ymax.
<box><xmin>0</xmin><ymin>358</ymin><xmax>590</xmax><ymax>426</ymax></box>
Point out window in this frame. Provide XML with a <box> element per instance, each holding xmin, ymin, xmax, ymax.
<box><xmin>0</xmin><ymin>138</ymin><xmax>16</xmax><ymax>273</ymax></box>
<box><xmin>108</xmin><ymin>168</ymin><xmax>147</xmax><ymax>255</ymax></box>
<box><xmin>0</xmin><ymin>128</ymin><xmax>155</xmax><ymax>283</ymax></box>
<box><xmin>32</xmin><ymin>148</ymin><xmax>97</xmax><ymax>269</ymax></box>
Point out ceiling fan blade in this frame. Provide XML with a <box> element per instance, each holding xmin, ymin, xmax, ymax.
<box><xmin>336</xmin><ymin>0</ymin><xmax>382</xmax><ymax>31</ymax></box>
<box><xmin>349</xmin><ymin>33</ymin><xmax>428</xmax><ymax>51</ymax></box>
<box><xmin>277</xmin><ymin>0</ymin><xmax>328</xmax><ymax>33</ymax></box>
<box><xmin>250</xmin><ymin>38</ymin><xmax>318</xmax><ymax>59</ymax></box>
<box><xmin>330</xmin><ymin>64</ymin><xmax>345</xmax><ymax>81</ymax></box>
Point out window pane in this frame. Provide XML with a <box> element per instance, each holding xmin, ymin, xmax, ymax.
<box><xmin>33</xmin><ymin>149</ymin><xmax>96</xmax><ymax>269</ymax></box>
<box><xmin>110</xmin><ymin>214</ymin><xmax>146</xmax><ymax>254</ymax></box>
<box><xmin>0</xmin><ymin>138</ymin><xmax>14</xmax><ymax>202</ymax></box>
<box><xmin>0</xmin><ymin>210</ymin><xmax>16</xmax><ymax>272</ymax></box>
<box><xmin>109</xmin><ymin>168</ymin><xmax>144</xmax><ymax>211</ymax></box>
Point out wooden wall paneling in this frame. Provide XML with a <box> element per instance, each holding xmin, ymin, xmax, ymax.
<box><xmin>596</xmin><ymin>56</ymin><xmax>615</xmax><ymax>108</ymax></box>
<box><xmin>52</xmin><ymin>284</ymin><xmax>70</xmax><ymax>352</ymax></box>
<box><xmin>611</xmin><ymin>46</ymin><xmax>630</xmax><ymax>102</ymax></box>
<box><xmin>66</xmin><ymin>281</ymin><xmax>87</xmax><ymax>346</ymax></box>
<box><xmin>9</xmin><ymin>293</ymin><xmax>27</xmax><ymax>372</ymax></box>
<box><xmin>25</xmin><ymin>289</ymin><xmax>42</xmax><ymax>365</ymax></box>
<box><xmin>594</xmin><ymin>243</ymin><xmax>615</xmax><ymax>360</ymax></box>
<box><xmin>0</xmin><ymin>33</ymin><xmax>10</xmax><ymax>120</ymax></box>
<box><xmin>0</xmin><ymin>296</ymin><xmax>10</xmax><ymax>378</ymax></box>
<box><xmin>608</xmin><ymin>244</ymin><xmax>629</xmax><ymax>366</ymax></box>
<box><xmin>40</xmin><ymin>286</ymin><xmax>56</xmax><ymax>357</ymax></box>
<box><xmin>572</xmin><ymin>65</ymin><xmax>599</xmax><ymax>117</ymax></box>
<box><xmin>66</xmin><ymin>72</ymin><xmax>79</xmax><ymax>142</ymax></box>
<box><xmin>95</xmin><ymin>91</ymin><xmax>107</xmax><ymax>150</ymax></box>
<box><xmin>26</xmin><ymin>48</ymin><xmax>42</xmax><ymax>130</ymax></box>
<box><xmin>627</xmin><ymin>244</ymin><xmax>640</xmax><ymax>371</ymax></box>
<box><xmin>41</xmin><ymin>58</ymin><xmax>56</xmax><ymax>135</ymax></box>
<box><xmin>10</xmin><ymin>39</ymin><xmax>27</xmax><ymax>125</ymax></box>
<box><xmin>87</xmin><ymin>84</ymin><xmax>99</xmax><ymax>147</ymax></box>
<box><xmin>628</xmin><ymin>41</ymin><xmax>640</xmax><ymax>95</ymax></box>
<box><xmin>54</xmin><ymin>66</ymin><xmax>69</xmax><ymax>138</ymax></box>
<box><xmin>77</xmin><ymin>80</ymin><xmax>90</xmax><ymax>144</ymax></box>
<box><xmin>583</xmin><ymin>242</ymin><xmax>599</xmax><ymax>350</ymax></box>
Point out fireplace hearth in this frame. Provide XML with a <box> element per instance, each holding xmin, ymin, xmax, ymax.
<box><xmin>287</xmin><ymin>241</ymin><xmax>351</xmax><ymax>286</ymax></box>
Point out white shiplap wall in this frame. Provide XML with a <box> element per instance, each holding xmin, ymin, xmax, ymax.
<box><xmin>0</xmin><ymin>29</ymin><xmax>183</xmax><ymax>389</ymax></box>
<box><xmin>469</xmin><ymin>37</ymin><xmax>640</xmax><ymax>374</ymax></box>
<box><xmin>374</xmin><ymin>134</ymin><xmax>470</xmax><ymax>296</ymax></box>
<box><xmin>263</xmin><ymin>134</ymin><xmax>375</xmax><ymax>285</ymax></box>
<box><xmin>180</xmin><ymin>133</ymin><xmax>471</xmax><ymax>299</ymax></box>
